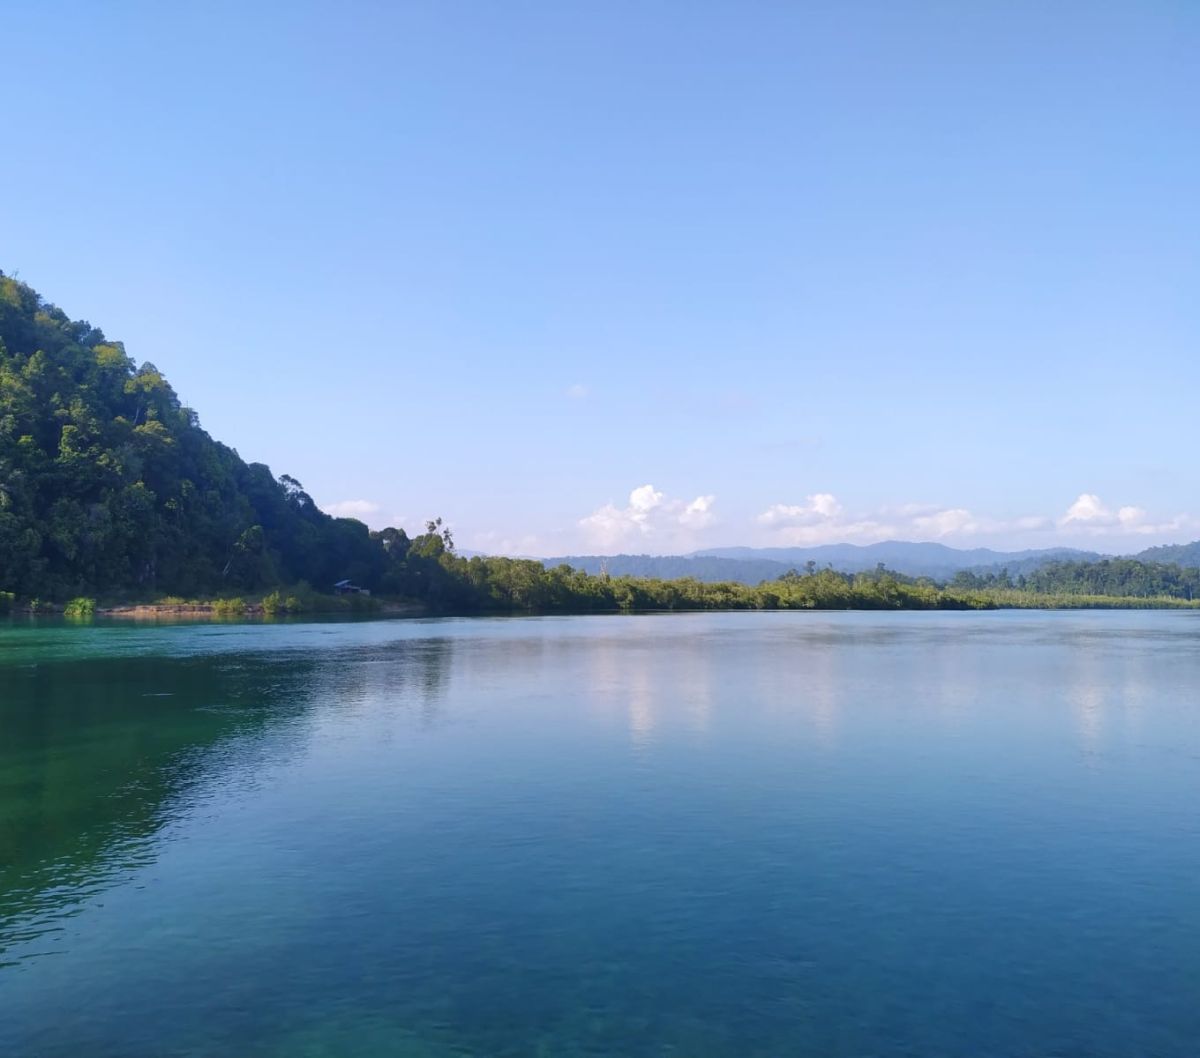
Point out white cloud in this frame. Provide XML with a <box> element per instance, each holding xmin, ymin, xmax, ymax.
<box><xmin>324</xmin><ymin>499</ymin><xmax>382</xmax><ymax>521</ymax></box>
<box><xmin>757</xmin><ymin>494</ymin><xmax>897</xmax><ymax>544</ymax></box>
<box><xmin>911</xmin><ymin>507</ymin><xmax>978</xmax><ymax>537</ymax></box>
<box><xmin>1058</xmin><ymin>493</ymin><xmax>1190</xmax><ymax>537</ymax></box>
<box><xmin>756</xmin><ymin>494</ymin><xmax>1060</xmax><ymax>546</ymax></box>
<box><xmin>680</xmin><ymin>495</ymin><xmax>717</xmax><ymax>529</ymax></box>
<box><xmin>580</xmin><ymin>484</ymin><xmax>718</xmax><ymax>550</ymax></box>
<box><xmin>753</xmin><ymin>490</ymin><xmax>1197</xmax><ymax>549</ymax></box>
<box><xmin>566</xmin><ymin>383</ymin><xmax>589</xmax><ymax>399</ymax></box>
<box><xmin>578</xmin><ymin>504</ymin><xmax>635</xmax><ymax>548</ymax></box>
<box><xmin>1061</xmin><ymin>493</ymin><xmax>1109</xmax><ymax>525</ymax></box>
<box><xmin>628</xmin><ymin>484</ymin><xmax>663</xmax><ymax>516</ymax></box>
<box><xmin>758</xmin><ymin>493</ymin><xmax>843</xmax><ymax>528</ymax></box>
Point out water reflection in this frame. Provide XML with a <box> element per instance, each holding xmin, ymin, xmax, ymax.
<box><xmin>678</xmin><ymin>646</ymin><xmax>713</xmax><ymax>737</ymax></box>
<box><xmin>579</xmin><ymin>633</ymin><xmax>657</xmax><ymax>748</ymax></box>
<box><xmin>932</xmin><ymin>640</ymin><xmax>980</xmax><ymax>727</ymax></box>
<box><xmin>743</xmin><ymin>624</ymin><xmax>843</xmax><ymax>747</ymax></box>
<box><xmin>4</xmin><ymin>612</ymin><xmax>1200</xmax><ymax>1058</ymax></box>
<box><xmin>580</xmin><ymin>631</ymin><xmax>717</xmax><ymax>750</ymax></box>
<box><xmin>1070</xmin><ymin>680</ymin><xmax>1105</xmax><ymax>755</ymax></box>
<box><xmin>628</xmin><ymin>663</ymin><xmax>656</xmax><ymax>750</ymax></box>
<box><xmin>0</xmin><ymin>628</ymin><xmax>457</xmax><ymax>961</ymax></box>
<box><xmin>299</xmin><ymin>636</ymin><xmax>455</xmax><ymax>735</ymax></box>
<box><xmin>800</xmin><ymin>636</ymin><xmax>840</xmax><ymax>748</ymax></box>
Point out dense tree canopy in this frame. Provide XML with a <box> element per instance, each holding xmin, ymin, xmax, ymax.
<box><xmin>1018</xmin><ymin>559</ymin><xmax>1200</xmax><ymax>600</ymax></box>
<box><xmin>0</xmin><ymin>273</ymin><xmax>397</xmax><ymax>599</ymax></box>
<box><xmin>3</xmin><ymin>272</ymin><xmax>1199</xmax><ymax>615</ymax></box>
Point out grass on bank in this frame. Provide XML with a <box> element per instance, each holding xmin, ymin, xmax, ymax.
<box><xmin>0</xmin><ymin>584</ymin><xmax>389</xmax><ymax>618</ymax></box>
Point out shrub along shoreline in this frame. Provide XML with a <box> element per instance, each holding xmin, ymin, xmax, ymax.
<box><xmin>0</xmin><ymin>587</ymin><xmax>414</xmax><ymax>619</ymax></box>
<box><xmin>4</xmin><ymin>274</ymin><xmax>1199</xmax><ymax>623</ymax></box>
<box><xmin>3</xmin><ymin>576</ymin><xmax>1199</xmax><ymax>621</ymax></box>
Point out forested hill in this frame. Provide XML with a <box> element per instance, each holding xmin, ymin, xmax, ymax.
<box><xmin>693</xmin><ymin>542</ymin><xmax>1102</xmax><ymax>578</ymax></box>
<box><xmin>0</xmin><ymin>273</ymin><xmax>412</xmax><ymax>598</ymax></box>
<box><xmin>6</xmin><ymin>272</ymin><xmax>1200</xmax><ymax>615</ymax></box>
<box><xmin>542</xmin><ymin>546</ymin><xmax>1107</xmax><ymax>584</ymax></box>
<box><xmin>1133</xmin><ymin>541</ymin><xmax>1200</xmax><ymax>568</ymax></box>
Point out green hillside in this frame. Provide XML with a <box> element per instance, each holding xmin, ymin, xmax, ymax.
<box><xmin>1133</xmin><ymin>541</ymin><xmax>1200</xmax><ymax>568</ymax></box>
<box><xmin>4</xmin><ymin>271</ymin><xmax>1199</xmax><ymax>615</ymax></box>
<box><xmin>0</xmin><ymin>272</ymin><xmax>403</xmax><ymax>599</ymax></box>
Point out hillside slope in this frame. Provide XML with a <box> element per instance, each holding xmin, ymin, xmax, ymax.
<box><xmin>1133</xmin><ymin>541</ymin><xmax>1200</xmax><ymax>568</ymax></box>
<box><xmin>0</xmin><ymin>273</ymin><xmax>396</xmax><ymax>597</ymax></box>
<box><xmin>693</xmin><ymin>542</ymin><xmax>1104</xmax><ymax>579</ymax></box>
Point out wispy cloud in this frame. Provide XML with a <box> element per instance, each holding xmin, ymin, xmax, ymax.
<box><xmin>757</xmin><ymin>493</ymin><xmax>897</xmax><ymax>544</ymax></box>
<box><xmin>464</xmin><ymin>530</ymin><xmax>546</xmax><ymax>557</ymax></box>
<box><xmin>680</xmin><ymin>494</ymin><xmax>717</xmax><ymax>529</ymax></box>
<box><xmin>756</xmin><ymin>491</ymin><xmax>1194</xmax><ymax>548</ymax></box>
<box><xmin>565</xmin><ymin>383</ymin><xmax>590</xmax><ymax>400</ymax></box>
<box><xmin>333</xmin><ymin>491</ymin><xmax>1197</xmax><ymax>558</ymax></box>
<box><xmin>324</xmin><ymin>499</ymin><xmax>382</xmax><ymax>521</ymax></box>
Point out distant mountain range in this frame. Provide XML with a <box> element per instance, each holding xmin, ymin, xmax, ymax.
<box><xmin>542</xmin><ymin>554</ymin><xmax>811</xmax><ymax>585</ymax></box>
<box><xmin>538</xmin><ymin>539</ymin><xmax>1200</xmax><ymax>585</ymax></box>
<box><xmin>692</xmin><ymin>542</ymin><xmax>1103</xmax><ymax>578</ymax></box>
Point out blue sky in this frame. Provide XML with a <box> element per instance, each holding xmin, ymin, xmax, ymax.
<box><xmin>5</xmin><ymin>2</ymin><xmax>1197</xmax><ymax>555</ymax></box>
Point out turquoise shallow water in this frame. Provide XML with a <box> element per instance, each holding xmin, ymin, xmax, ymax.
<box><xmin>2</xmin><ymin>610</ymin><xmax>1199</xmax><ymax>1056</ymax></box>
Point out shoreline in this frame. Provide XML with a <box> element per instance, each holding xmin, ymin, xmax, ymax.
<box><xmin>5</xmin><ymin>597</ymin><xmax>1199</xmax><ymax>620</ymax></box>
<box><xmin>95</xmin><ymin>600</ymin><xmax>427</xmax><ymax>619</ymax></box>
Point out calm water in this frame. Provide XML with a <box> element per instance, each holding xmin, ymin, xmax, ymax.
<box><xmin>2</xmin><ymin>611</ymin><xmax>1199</xmax><ymax>1056</ymax></box>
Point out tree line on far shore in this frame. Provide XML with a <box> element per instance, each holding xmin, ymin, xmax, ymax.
<box><xmin>3</xmin><ymin>272</ymin><xmax>1199</xmax><ymax>616</ymax></box>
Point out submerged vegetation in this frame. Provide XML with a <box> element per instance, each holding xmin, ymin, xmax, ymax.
<box><xmin>3</xmin><ymin>271</ymin><xmax>1200</xmax><ymax>619</ymax></box>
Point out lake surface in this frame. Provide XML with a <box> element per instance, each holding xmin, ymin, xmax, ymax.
<box><xmin>2</xmin><ymin>611</ymin><xmax>1199</xmax><ymax>1057</ymax></box>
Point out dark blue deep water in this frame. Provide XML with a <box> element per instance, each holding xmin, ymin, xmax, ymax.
<box><xmin>2</xmin><ymin>611</ymin><xmax>1199</xmax><ymax>1056</ymax></box>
